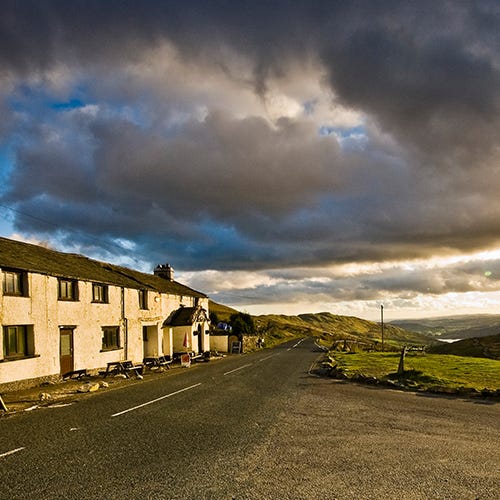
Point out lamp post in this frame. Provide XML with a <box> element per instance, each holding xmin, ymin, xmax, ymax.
<box><xmin>381</xmin><ymin>304</ymin><xmax>385</xmax><ymax>352</ymax></box>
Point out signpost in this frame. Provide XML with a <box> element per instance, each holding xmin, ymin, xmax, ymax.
<box><xmin>180</xmin><ymin>353</ymin><xmax>191</xmax><ymax>368</ymax></box>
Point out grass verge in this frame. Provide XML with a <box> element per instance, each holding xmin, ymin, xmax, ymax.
<box><xmin>327</xmin><ymin>351</ymin><xmax>500</xmax><ymax>393</ymax></box>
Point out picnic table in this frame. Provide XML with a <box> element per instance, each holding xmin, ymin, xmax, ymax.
<box><xmin>103</xmin><ymin>360</ymin><xmax>143</xmax><ymax>378</ymax></box>
<box><xmin>143</xmin><ymin>355</ymin><xmax>172</xmax><ymax>369</ymax></box>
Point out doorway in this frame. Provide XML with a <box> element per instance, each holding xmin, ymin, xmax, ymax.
<box><xmin>60</xmin><ymin>328</ymin><xmax>74</xmax><ymax>375</ymax></box>
<box><xmin>143</xmin><ymin>325</ymin><xmax>159</xmax><ymax>357</ymax></box>
<box><xmin>197</xmin><ymin>324</ymin><xmax>203</xmax><ymax>353</ymax></box>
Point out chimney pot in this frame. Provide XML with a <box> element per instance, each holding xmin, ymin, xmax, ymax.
<box><xmin>154</xmin><ymin>263</ymin><xmax>174</xmax><ymax>281</ymax></box>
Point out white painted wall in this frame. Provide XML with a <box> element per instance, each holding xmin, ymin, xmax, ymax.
<box><xmin>210</xmin><ymin>335</ymin><xmax>229</xmax><ymax>353</ymax></box>
<box><xmin>0</xmin><ymin>269</ymin><xmax>209</xmax><ymax>388</ymax></box>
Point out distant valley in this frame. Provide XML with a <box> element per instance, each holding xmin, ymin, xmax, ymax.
<box><xmin>391</xmin><ymin>314</ymin><xmax>500</xmax><ymax>339</ymax></box>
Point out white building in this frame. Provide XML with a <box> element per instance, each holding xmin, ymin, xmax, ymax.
<box><xmin>0</xmin><ymin>237</ymin><xmax>210</xmax><ymax>391</ymax></box>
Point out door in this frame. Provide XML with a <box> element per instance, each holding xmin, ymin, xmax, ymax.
<box><xmin>143</xmin><ymin>325</ymin><xmax>158</xmax><ymax>357</ymax></box>
<box><xmin>197</xmin><ymin>324</ymin><xmax>203</xmax><ymax>353</ymax></box>
<box><xmin>60</xmin><ymin>328</ymin><xmax>74</xmax><ymax>375</ymax></box>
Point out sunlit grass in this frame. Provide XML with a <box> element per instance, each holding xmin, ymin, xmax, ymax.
<box><xmin>330</xmin><ymin>352</ymin><xmax>500</xmax><ymax>391</ymax></box>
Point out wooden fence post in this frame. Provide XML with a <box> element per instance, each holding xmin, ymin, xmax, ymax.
<box><xmin>397</xmin><ymin>346</ymin><xmax>407</xmax><ymax>376</ymax></box>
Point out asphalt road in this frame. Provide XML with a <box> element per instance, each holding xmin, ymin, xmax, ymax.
<box><xmin>1</xmin><ymin>337</ymin><xmax>499</xmax><ymax>499</ymax></box>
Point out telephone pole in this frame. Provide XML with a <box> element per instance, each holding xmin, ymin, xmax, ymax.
<box><xmin>381</xmin><ymin>304</ymin><xmax>385</xmax><ymax>352</ymax></box>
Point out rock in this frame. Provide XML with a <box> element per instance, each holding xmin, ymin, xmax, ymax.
<box><xmin>39</xmin><ymin>392</ymin><xmax>52</xmax><ymax>402</ymax></box>
<box><xmin>114</xmin><ymin>373</ymin><xmax>127</xmax><ymax>379</ymax></box>
<box><xmin>99</xmin><ymin>381</ymin><xmax>109</xmax><ymax>389</ymax></box>
<box><xmin>77</xmin><ymin>382</ymin><xmax>100</xmax><ymax>393</ymax></box>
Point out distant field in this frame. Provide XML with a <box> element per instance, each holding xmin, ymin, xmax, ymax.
<box><xmin>329</xmin><ymin>351</ymin><xmax>500</xmax><ymax>391</ymax></box>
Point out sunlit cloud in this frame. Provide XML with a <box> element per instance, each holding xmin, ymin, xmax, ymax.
<box><xmin>2</xmin><ymin>2</ymin><xmax>500</xmax><ymax>320</ymax></box>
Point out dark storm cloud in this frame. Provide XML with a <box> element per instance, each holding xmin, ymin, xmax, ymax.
<box><xmin>319</xmin><ymin>2</ymin><xmax>500</xmax><ymax>161</ymax></box>
<box><xmin>2</xmin><ymin>0</ymin><xmax>500</xmax><ymax>291</ymax></box>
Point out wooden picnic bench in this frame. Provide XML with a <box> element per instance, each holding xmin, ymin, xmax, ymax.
<box><xmin>102</xmin><ymin>360</ymin><xmax>143</xmax><ymax>378</ymax></box>
<box><xmin>143</xmin><ymin>355</ymin><xmax>172</xmax><ymax>369</ymax></box>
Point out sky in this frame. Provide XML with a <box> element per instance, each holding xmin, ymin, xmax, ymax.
<box><xmin>2</xmin><ymin>0</ymin><xmax>500</xmax><ymax>321</ymax></box>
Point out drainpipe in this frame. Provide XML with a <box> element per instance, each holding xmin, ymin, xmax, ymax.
<box><xmin>121</xmin><ymin>287</ymin><xmax>128</xmax><ymax>360</ymax></box>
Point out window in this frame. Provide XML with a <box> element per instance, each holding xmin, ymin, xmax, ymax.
<box><xmin>138</xmin><ymin>289</ymin><xmax>148</xmax><ymax>309</ymax></box>
<box><xmin>3</xmin><ymin>325</ymin><xmax>34</xmax><ymax>359</ymax></box>
<box><xmin>58</xmin><ymin>278</ymin><xmax>78</xmax><ymax>301</ymax></box>
<box><xmin>3</xmin><ymin>269</ymin><xmax>28</xmax><ymax>296</ymax></box>
<box><xmin>92</xmin><ymin>283</ymin><xmax>109</xmax><ymax>303</ymax></box>
<box><xmin>102</xmin><ymin>326</ymin><xmax>120</xmax><ymax>351</ymax></box>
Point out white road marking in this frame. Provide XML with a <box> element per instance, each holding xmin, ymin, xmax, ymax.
<box><xmin>223</xmin><ymin>364</ymin><xmax>252</xmax><ymax>376</ymax></box>
<box><xmin>0</xmin><ymin>447</ymin><xmax>25</xmax><ymax>459</ymax></box>
<box><xmin>258</xmin><ymin>355</ymin><xmax>274</xmax><ymax>362</ymax></box>
<box><xmin>111</xmin><ymin>383</ymin><xmax>202</xmax><ymax>417</ymax></box>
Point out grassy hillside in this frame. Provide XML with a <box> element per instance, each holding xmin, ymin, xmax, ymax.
<box><xmin>208</xmin><ymin>300</ymin><xmax>239</xmax><ymax>323</ymax></box>
<box><xmin>209</xmin><ymin>302</ymin><xmax>499</xmax><ymax>363</ymax></box>
<box><xmin>429</xmin><ymin>334</ymin><xmax>500</xmax><ymax>360</ymax></box>
<box><xmin>255</xmin><ymin>311</ymin><xmax>431</xmax><ymax>349</ymax></box>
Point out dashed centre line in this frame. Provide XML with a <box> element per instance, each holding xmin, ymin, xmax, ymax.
<box><xmin>111</xmin><ymin>383</ymin><xmax>202</xmax><ymax>417</ymax></box>
<box><xmin>258</xmin><ymin>355</ymin><xmax>274</xmax><ymax>362</ymax></box>
<box><xmin>0</xmin><ymin>447</ymin><xmax>25</xmax><ymax>459</ymax></box>
<box><xmin>223</xmin><ymin>363</ymin><xmax>253</xmax><ymax>376</ymax></box>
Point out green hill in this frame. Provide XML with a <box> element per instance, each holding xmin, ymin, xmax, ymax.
<box><xmin>429</xmin><ymin>334</ymin><xmax>500</xmax><ymax>360</ymax></box>
<box><xmin>208</xmin><ymin>300</ymin><xmax>239</xmax><ymax>323</ymax></box>
<box><xmin>254</xmin><ymin>311</ymin><xmax>431</xmax><ymax>349</ymax></box>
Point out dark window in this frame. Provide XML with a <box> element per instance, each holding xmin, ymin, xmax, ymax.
<box><xmin>139</xmin><ymin>289</ymin><xmax>148</xmax><ymax>310</ymax></box>
<box><xmin>3</xmin><ymin>269</ymin><xmax>28</xmax><ymax>296</ymax></box>
<box><xmin>92</xmin><ymin>283</ymin><xmax>109</xmax><ymax>303</ymax></box>
<box><xmin>3</xmin><ymin>325</ymin><xmax>33</xmax><ymax>359</ymax></box>
<box><xmin>58</xmin><ymin>278</ymin><xmax>78</xmax><ymax>301</ymax></box>
<box><xmin>102</xmin><ymin>326</ymin><xmax>120</xmax><ymax>351</ymax></box>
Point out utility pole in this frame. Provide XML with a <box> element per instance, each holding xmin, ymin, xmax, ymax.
<box><xmin>381</xmin><ymin>304</ymin><xmax>385</xmax><ymax>352</ymax></box>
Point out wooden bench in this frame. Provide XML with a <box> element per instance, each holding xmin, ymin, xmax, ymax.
<box><xmin>103</xmin><ymin>360</ymin><xmax>143</xmax><ymax>378</ymax></box>
<box><xmin>123</xmin><ymin>361</ymin><xmax>143</xmax><ymax>377</ymax></box>
<box><xmin>63</xmin><ymin>369</ymin><xmax>88</xmax><ymax>380</ymax></box>
<box><xmin>143</xmin><ymin>356</ymin><xmax>172</xmax><ymax>369</ymax></box>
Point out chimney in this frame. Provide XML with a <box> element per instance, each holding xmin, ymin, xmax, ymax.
<box><xmin>154</xmin><ymin>263</ymin><xmax>174</xmax><ymax>281</ymax></box>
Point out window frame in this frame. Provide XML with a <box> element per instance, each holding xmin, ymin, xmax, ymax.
<box><xmin>138</xmin><ymin>289</ymin><xmax>148</xmax><ymax>310</ymax></box>
<box><xmin>2</xmin><ymin>325</ymin><xmax>34</xmax><ymax>360</ymax></box>
<box><xmin>101</xmin><ymin>326</ymin><xmax>120</xmax><ymax>351</ymax></box>
<box><xmin>2</xmin><ymin>269</ymin><xmax>28</xmax><ymax>297</ymax></box>
<box><xmin>92</xmin><ymin>283</ymin><xmax>109</xmax><ymax>303</ymax></box>
<box><xmin>58</xmin><ymin>278</ymin><xmax>79</xmax><ymax>301</ymax></box>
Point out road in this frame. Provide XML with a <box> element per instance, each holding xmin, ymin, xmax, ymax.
<box><xmin>1</xmin><ymin>337</ymin><xmax>499</xmax><ymax>499</ymax></box>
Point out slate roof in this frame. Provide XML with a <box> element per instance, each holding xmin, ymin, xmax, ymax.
<box><xmin>164</xmin><ymin>306</ymin><xmax>208</xmax><ymax>326</ymax></box>
<box><xmin>0</xmin><ymin>237</ymin><xmax>207</xmax><ymax>298</ymax></box>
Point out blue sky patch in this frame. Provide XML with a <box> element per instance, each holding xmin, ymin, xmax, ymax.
<box><xmin>51</xmin><ymin>98</ymin><xmax>85</xmax><ymax>110</ymax></box>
